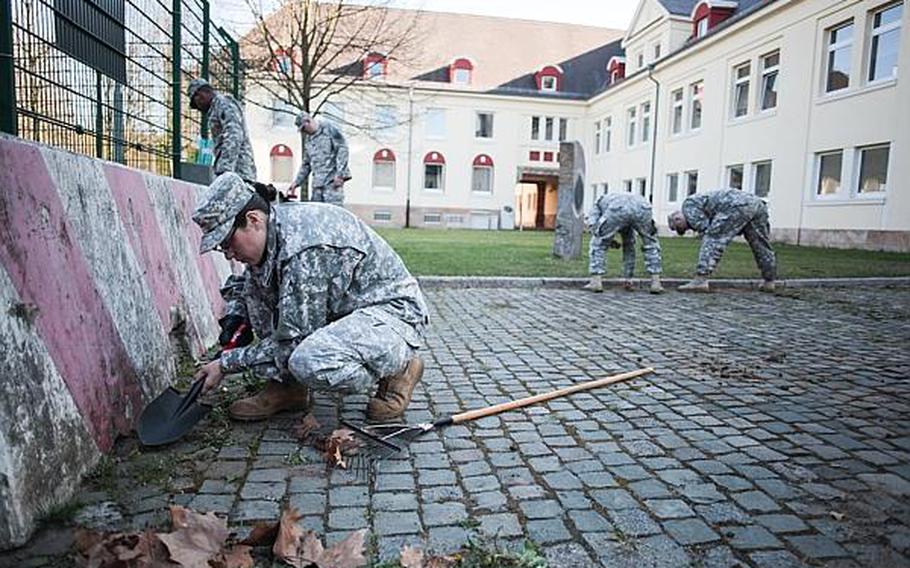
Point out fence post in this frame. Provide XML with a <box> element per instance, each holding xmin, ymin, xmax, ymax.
<box><xmin>230</xmin><ymin>36</ymin><xmax>240</xmax><ymax>100</ymax></box>
<box><xmin>95</xmin><ymin>71</ymin><xmax>103</xmax><ymax>158</ymax></box>
<box><xmin>200</xmin><ymin>0</ymin><xmax>210</xmax><ymax>139</ymax></box>
<box><xmin>0</xmin><ymin>0</ymin><xmax>17</xmax><ymax>135</ymax></box>
<box><xmin>171</xmin><ymin>0</ymin><xmax>182</xmax><ymax>179</ymax></box>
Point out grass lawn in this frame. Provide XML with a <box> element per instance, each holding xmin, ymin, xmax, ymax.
<box><xmin>375</xmin><ymin>228</ymin><xmax>910</xmax><ymax>279</ymax></box>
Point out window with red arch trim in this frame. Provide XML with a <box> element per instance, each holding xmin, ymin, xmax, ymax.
<box><xmin>472</xmin><ymin>154</ymin><xmax>494</xmax><ymax>193</ymax></box>
<box><xmin>270</xmin><ymin>144</ymin><xmax>293</xmax><ymax>183</ymax></box>
<box><xmin>372</xmin><ymin>148</ymin><xmax>396</xmax><ymax>189</ymax></box>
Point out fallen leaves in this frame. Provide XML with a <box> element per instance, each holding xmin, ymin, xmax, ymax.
<box><xmin>293</xmin><ymin>413</ymin><xmax>321</xmax><ymax>441</ymax></box>
<box><xmin>292</xmin><ymin>415</ymin><xmax>363</xmax><ymax>470</ymax></box>
<box><xmin>157</xmin><ymin>507</ymin><xmax>231</xmax><ymax>568</ymax></box>
<box><xmin>397</xmin><ymin>545</ymin><xmax>457</xmax><ymax>568</ymax></box>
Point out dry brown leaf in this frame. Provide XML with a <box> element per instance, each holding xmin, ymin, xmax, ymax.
<box><xmin>424</xmin><ymin>555</ymin><xmax>458</xmax><ymax>568</ymax></box>
<box><xmin>158</xmin><ymin>505</ymin><xmax>230</xmax><ymax>568</ymax></box>
<box><xmin>300</xmin><ymin>529</ymin><xmax>367</xmax><ymax>568</ymax></box>
<box><xmin>214</xmin><ymin>545</ymin><xmax>255</xmax><ymax>568</ymax></box>
<box><xmin>273</xmin><ymin>508</ymin><xmax>305</xmax><ymax>566</ymax></box>
<box><xmin>293</xmin><ymin>413</ymin><xmax>321</xmax><ymax>441</ymax></box>
<box><xmin>399</xmin><ymin>544</ymin><xmax>425</xmax><ymax>568</ymax></box>
<box><xmin>75</xmin><ymin>529</ymin><xmax>172</xmax><ymax>568</ymax></box>
<box><xmin>239</xmin><ymin>520</ymin><xmax>279</xmax><ymax>547</ymax></box>
<box><xmin>322</xmin><ymin>428</ymin><xmax>361</xmax><ymax>469</ymax></box>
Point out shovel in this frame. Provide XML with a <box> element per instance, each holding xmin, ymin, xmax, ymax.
<box><xmin>343</xmin><ymin>366</ymin><xmax>654</xmax><ymax>454</ymax></box>
<box><xmin>137</xmin><ymin>324</ymin><xmax>248</xmax><ymax>446</ymax></box>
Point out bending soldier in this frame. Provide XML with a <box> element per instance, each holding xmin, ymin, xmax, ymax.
<box><xmin>187</xmin><ymin>79</ymin><xmax>257</xmax><ymax>182</ymax></box>
<box><xmin>668</xmin><ymin>189</ymin><xmax>777</xmax><ymax>293</ymax></box>
<box><xmin>193</xmin><ymin>173</ymin><xmax>428</xmax><ymax>423</ymax></box>
<box><xmin>584</xmin><ymin>192</ymin><xmax>664</xmax><ymax>294</ymax></box>
<box><xmin>288</xmin><ymin>112</ymin><xmax>351</xmax><ymax>205</ymax></box>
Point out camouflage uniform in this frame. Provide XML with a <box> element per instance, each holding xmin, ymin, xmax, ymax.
<box><xmin>209</xmin><ymin>93</ymin><xmax>258</xmax><ymax>181</ymax></box>
<box><xmin>586</xmin><ymin>193</ymin><xmax>662</xmax><ymax>277</ymax></box>
<box><xmin>293</xmin><ymin>121</ymin><xmax>350</xmax><ymax>205</ymax></box>
<box><xmin>681</xmin><ymin>189</ymin><xmax>776</xmax><ymax>280</ymax></box>
<box><xmin>193</xmin><ymin>174</ymin><xmax>428</xmax><ymax>394</ymax></box>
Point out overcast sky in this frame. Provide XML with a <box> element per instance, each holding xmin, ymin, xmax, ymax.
<box><xmin>214</xmin><ymin>0</ymin><xmax>639</xmax><ymax>35</ymax></box>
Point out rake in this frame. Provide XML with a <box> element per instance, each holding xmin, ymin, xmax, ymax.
<box><xmin>343</xmin><ymin>367</ymin><xmax>653</xmax><ymax>454</ymax></box>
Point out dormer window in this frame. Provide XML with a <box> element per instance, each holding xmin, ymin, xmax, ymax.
<box><xmin>363</xmin><ymin>52</ymin><xmax>387</xmax><ymax>79</ymax></box>
<box><xmin>691</xmin><ymin>1</ymin><xmax>737</xmax><ymax>38</ymax></box>
<box><xmin>696</xmin><ymin>17</ymin><xmax>709</xmax><ymax>37</ymax></box>
<box><xmin>607</xmin><ymin>56</ymin><xmax>626</xmax><ymax>84</ymax></box>
<box><xmin>535</xmin><ymin>65</ymin><xmax>563</xmax><ymax>92</ymax></box>
<box><xmin>450</xmin><ymin>57</ymin><xmax>474</xmax><ymax>85</ymax></box>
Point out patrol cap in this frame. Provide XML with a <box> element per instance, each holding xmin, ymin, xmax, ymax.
<box><xmin>188</xmin><ymin>78</ymin><xmax>212</xmax><ymax>110</ymax></box>
<box><xmin>295</xmin><ymin>111</ymin><xmax>312</xmax><ymax>129</ymax></box>
<box><xmin>193</xmin><ymin>172</ymin><xmax>255</xmax><ymax>253</ymax></box>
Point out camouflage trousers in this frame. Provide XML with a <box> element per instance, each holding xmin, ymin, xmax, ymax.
<box><xmin>310</xmin><ymin>186</ymin><xmax>344</xmax><ymax>206</ymax></box>
<box><xmin>697</xmin><ymin>207</ymin><xmax>776</xmax><ymax>280</ymax></box>
<box><xmin>282</xmin><ymin>307</ymin><xmax>420</xmax><ymax>394</ymax></box>
<box><xmin>588</xmin><ymin>213</ymin><xmax>662</xmax><ymax>277</ymax></box>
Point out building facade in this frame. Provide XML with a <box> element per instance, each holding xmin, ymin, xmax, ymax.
<box><xmin>245</xmin><ymin>0</ymin><xmax>909</xmax><ymax>250</ymax></box>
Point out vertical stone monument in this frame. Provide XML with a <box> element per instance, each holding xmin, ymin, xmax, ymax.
<box><xmin>553</xmin><ymin>141</ymin><xmax>585</xmax><ymax>259</ymax></box>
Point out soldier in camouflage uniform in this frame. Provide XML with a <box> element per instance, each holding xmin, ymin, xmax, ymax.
<box><xmin>668</xmin><ymin>189</ymin><xmax>777</xmax><ymax>293</ymax></box>
<box><xmin>584</xmin><ymin>192</ymin><xmax>664</xmax><ymax>294</ymax></box>
<box><xmin>188</xmin><ymin>78</ymin><xmax>257</xmax><ymax>182</ymax></box>
<box><xmin>192</xmin><ymin>173</ymin><xmax>428</xmax><ymax>422</ymax></box>
<box><xmin>288</xmin><ymin>111</ymin><xmax>351</xmax><ymax>205</ymax></box>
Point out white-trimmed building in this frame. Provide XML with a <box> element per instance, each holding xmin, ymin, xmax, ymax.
<box><xmin>245</xmin><ymin>0</ymin><xmax>909</xmax><ymax>250</ymax></box>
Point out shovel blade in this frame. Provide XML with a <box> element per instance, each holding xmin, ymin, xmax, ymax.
<box><xmin>137</xmin><ymin>386</ymin><xmax>211</xmax><ymax>446</ymax></box>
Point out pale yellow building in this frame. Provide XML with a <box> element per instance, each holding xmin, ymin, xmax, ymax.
<box><xmin>245</xmin><ymin>0</ymin><xmax>909</xmax><ymax>250</ymax></box>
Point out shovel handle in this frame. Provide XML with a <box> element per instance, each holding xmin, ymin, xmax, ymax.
<box><xmin>443</xmin><ymin>367</ymin><xmax>653</xmax><ymax>426</ymax></box>
<box><xmin>176</xmin><ymin>377</ymin><xmax>207</xmax><ymax>415</ymax></box>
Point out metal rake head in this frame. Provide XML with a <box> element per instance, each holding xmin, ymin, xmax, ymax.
<box><xmin>340</xmin><ymin>419</ymin><xmax>434</xmax><ymax>456</ymax></box>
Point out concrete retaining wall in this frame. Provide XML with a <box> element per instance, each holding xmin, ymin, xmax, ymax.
<box><xmin>0</xmin><ymin>135</ymin><xmax>231</xmax><ymax>549</ymax></box>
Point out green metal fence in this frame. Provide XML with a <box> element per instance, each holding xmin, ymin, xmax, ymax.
<box><xmin>0</xmin><ymin>0</ymin><xmax>241</xmax><ymax>179</ymax></box>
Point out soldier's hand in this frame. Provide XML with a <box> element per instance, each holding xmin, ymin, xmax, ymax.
<box><xmin>608</xmin><ymin>239</ymin><xmax>621</xmax><ymax>249</ymax></box>
<box><xmin>332</xmin><ymin>176</ymin><xmax>345</xmax><ymax>189</ymax></box>
<box><xmin>195</xmin><ymin>359</ymin><xmax>224</xmax><ymax>393</ymax></box>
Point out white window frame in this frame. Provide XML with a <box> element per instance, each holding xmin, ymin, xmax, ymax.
<box><xmin>423</xmin><ymin>212</ymin><xmax>442</xmax><ymax>224</ymax></box>
<box><xmin>372</xmin><ymin>158</ymin><xmax>396</xmax><ymax>191</ymax></box>
<box><xmin>594</xmin><ymin>120</ymin><xmax>602</xmax><ymax>154</ymax></box>
<box><xmin>623</xmin><ymin>179</ymin><xmax>633</xmax><ymax>193</ymax></box>
<box><xmin>671</xmin><ymin>88</ymin><xmax>684</xmax><ymax>135</ymax></box>
<box><xmin>541</xmin><ymin>75</ymin><xmax>558</xmax><ymax>91</ymax></box>
<box><xmin>636</xmin><ymin>177</ymin><xmax>647</xmax><ymax>197</ymax></box>
<box><xmin>867</xmin><ymin>2</ymin><xmax>903</xmax><ymax>83</ymax></box>
<box><xmin>604</xmin><ymin>116</ymin><xmax>613</xmax><ymax>152</ymax></box>
<box><xmin>626</xmin><ymin>107</ymin><xmax>637</xmax><ymax>147</ymax></box>
<box><xmin>752</xmin><ymin>161</ymin><xmax>772</xmax><ymax>198</ymax></box>
<box><xmin>727</xmin><ymin>164</ymin><xmax>744</xmax><ymax>189</ymax></box>
<box><xmin>637</xmin><ymin>52</ymin><xmax>644</xmax><ymax>68</ymax></box>
<box><xmin>424</xmin><ymin>163</ymin><xmax>445</xmax><ymax>192</ymax></box>
<box><xmin>696</xmin><ymin>17</ymin><xmax>709</xmax><ymax>38</ymax></box>
<box><xmin>653</xmin><ymin>43</ymin><xmax>662</xmax><ymax>60</ymax></box>
<box><xmin>471</xmin><ymin>164</ymin><xmax>494</xmax><ymax>194</ymax></box>
<box><xmin>759</xmin><ymin>50</ymin><xmax>780</xmax><ymax>111</ymax></box>
<box><xmin>559</xmin><ymin>118</ymin><xmax>568</xmax><ymax>142</ymax></box>
<box><xmin>641</xmin><ymin>101</ymin><xmax>652</xmax><ymax>143</ymax></box>
<box><xmin>667</xmin><ymin>173</ymin><xmax>680</xmax><ymax>203</ymax></box>
<box><xmin>690</xmin><ymin>81</ymin><xmax>703</xmax><ymax>130</ymax></box>
<box><xmin>531</xmin><ymin>116</ymin><xmax>540</xmax><ymax>140</ymax></box>
<box><xmin>732</xmin><ymin>62</ymin><xmax>751</xmax><ymax>119</ymax></box>
<box><xmin>686</xmin><ymin>170</ymin><xmax>699</xmax><ymax>196</ymax></box>
<box><xmin>855</xmin><ymin>143</ymin><xmax>890</xmax><ymax>196</ymax></box>
<box><xmin>373</xmin><ymin>210</ymin><xmax>392</xmax><ymax>222</ymax></box>
<box><xmin>475</xmin><ymin>111</ymin><xmax>494</xmax><ymax>139</ymax></box>
<box><xmin>826</xmin><ymin>20</ymin><xmax>854</xmax><ymax>93</ymax></box>
<box><xmin>545</xmin><ymin>117</ymin><xmax>555</xmax><ymax>141</ymax></box>
<box><xmin>453</xmin><ymin>67</ymin><xmax>471</xmax><ymax>85</ymax></box>
<box><xmin>815</xmin><ymin>150</ymin><xmax>844</xmax><ymax>198</ymax></box>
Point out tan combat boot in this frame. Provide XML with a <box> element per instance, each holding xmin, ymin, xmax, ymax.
<box><xmin>649</xmin><ymin>274</ymin><xmax>665</xmax><ymax>294</ymax></box>
<box><xmin>678</xmin><ymin>277</ymin><xmax>710</xmax><ymax>293</ymax></box>
<box><xmin>758</xmin><ymin>279</ymin><xmax>776</xmax><ymax>293</ymax></box>
<box><xmin>582</xmin><ymin>275</ymin><xmax>604</xmax><ymax>293</ymax></box>
<box><xmin>367</xmin><ymin>357</ymin><xmax>424</xmax><ymax>422</ymax></box>
<box><xmin>229</xmin><ymin>381</ymin><xmax>310</xmax><ymax>421</ymax></box>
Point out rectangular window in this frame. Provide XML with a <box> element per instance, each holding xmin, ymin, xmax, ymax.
<box><xmin>641</xmin><ymin>102</ymin><xmax>651</xmax><ymax>143</ymax></box>
<box><xmin>637</xmin><ymin>52</ymin><xmax>644</xmax><ymax>68</ymax></box>
<box><xmin>753</xmin><ymin>161</ymin><xmax>772</xmax><ymax>197</ymax></box>
<box><xmin>626</xmin><ymin>107</ymin><xmax>637</xmax><ymax>147</ymax></box>
<box><xmin>472</xmin><ymin>166</ymin><xmax>493</xmax><ymax>193</ymax></box>
<box><xmin>531</xmin><ymin>116</ymin><xmax>540</xmax><ymax>140</ymax></box>
<box><xmin>372</xmin><ymin>161</ymin><xmax>395</xmax><ymax>189</ymax></box>
<box><xmin>623</xmin><ymin>179</ymin><xmax>633</xmax><ymax>193</ymax></box>
<box><xmin>816</xmin><ymin>151</ymin><xmax>843</xmax><ymax>196</ymax></box>
<box><xmin>425</xmin><ymin>108</ymin><xmax>446</xmax><ymax>138</ymax></box>
<box><xmin>594</xmin><ymin>120</ymin><xmax>602</xmax><ymax>154</ymax></box>
<box><xmin>686</xmin><ymin>170</ymin><xmax>699</xmax><ymax>195</ymax></box>
<box><xmin>541</xmin><ymin>75</ymin><xmax>557</xmax><ymax>91</ymax></box>
<box><xmin>826</xmin><ymin>21</ymin><xmax>853</xmax><ymax>92</ymax></box>
<box><xmin>869</xmin><ymin>2</ymin><xmax>903</xmax><ymax>82</ymax></box>
<box><xmin>732</xmin><ymin>62</ymin><xmax>751</xmax><ymax>118</ymax></box>
<box><xmin>376</xmin><ymin>105</ymin><xmax>397</xmax><ymax>135</ymax></box>
<box><xmin>545</xmin><ymin>117</ymin><xmax>555</xmax><ymax>141</ymax></box>
<box><xmin>453</xmin><ymin>67</ymin><xmax>471</xmax><ymax>84</ymax></box>
<box><xmin>373</xmin><ymin>210</ymin><xmax>392</xmax><ymax>222</ymax></box>
<box><xmin>559</xmin><ymin>118</ymin><xmax>568</xmax><ymax>141</ymax></box>
<box><xmin>690</xmin><ymin>81</ymin><xmax>703</xmax><ymax>129</ymax></box>
<box><xmin>445</xmin><ymin>214</ymin><xmax>465</xmax><ymax>224</ymax></box>
<box><xmin>727</xmin><ymin>164</ymin><xmax>744</xmax><ymax>189</ymax></box>
<box><xmin>637</xmin><ymin>177</ymin><xmax>647</xmax><ymax>197</ymax></box>
<box><xmin>760</xmin><ymin>51</ymin><xmax>779</xmax><ymax>110</ymax></box>
<box><xmin>423</xmin><ymin>213</ymin><xmax>442</xmax><ymax>224</ymax></box>
<box><xmin>604</xmin><ymin>116</ymin><xmax>612</xmax><ymax>152</ymax></box>
<box><xmin>424</xmin><ymin>164</ymin><xmax>445</xmax><ymax>191</ymax></box>
<box><xmin>654</xmin><ymin>43</ymin><xmax>662</xmax><ymax>59</ymax></box>
<box><xmin>696</xmin><ymin>17</ymin><xmax>708</xmax><ymax>38</ymax></box>
<box><xmin>671</xmin><ymin>88</ymin><xmax>684</xmax><ymax>134</ymax></box>
<box><xmin>668</xmin><ymin>173</ymin><xmax>679</xmax><ymax>202</ymax></box>
<box><xmin>857</xmin><ymin>144</ymin><xmax>890</xmax><ymax>193</ymax></box>
<box><xmin>475</xmin><ymin>112</ymin><xmax>494</xmax><ymax>138</ymax></box>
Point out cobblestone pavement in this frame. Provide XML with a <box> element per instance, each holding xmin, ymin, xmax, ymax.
<box><xmin>3</xmin><ymin>285</ymin><xmax>909</xmax><ymax>567</ymax></box>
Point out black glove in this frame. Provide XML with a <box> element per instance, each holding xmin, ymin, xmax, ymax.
<box><xmin>608</xmin><ymin>239</ymin><xmax>622</xmax><ymax>249</ymax></box>
<box><xmin>218</xmin><ymin>315</ymin><xmax>254</xmax><ymax>348</ymax></box>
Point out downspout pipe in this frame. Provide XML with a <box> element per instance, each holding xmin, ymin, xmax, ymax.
<box><xmin>646</xmin><ymin>63</ymin><xmax>660</xmax><ymax>204</ymax></box>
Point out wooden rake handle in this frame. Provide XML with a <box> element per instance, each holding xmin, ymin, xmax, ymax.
<box><xmin>441</xmin><ymin>367</ymin><xmax>654</xmax><ymax>426</ymax></box>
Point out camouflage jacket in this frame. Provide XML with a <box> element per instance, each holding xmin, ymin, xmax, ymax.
<box><xmin>586</xmin><ymin>192</ymin><xmax>653</xmax><ymax>236</ymax></box>
<box><xmin>293</xmin><ymin>122</ymin><xmax>351</xmax><ymax>189</ymax></box>
<box><xmin>209</xmin><ymin>93</ymin><xmax>257</xmax><ymax>181</ymax></box>
<box><xmin>220</xmin><ymin>203</ymin><xmax>428</xmax><ymax>374</ymax></box>
<box><xmin>681</xmin><ymin>189</ymin><xmax>766</xmax><ymax>237</ymax></box>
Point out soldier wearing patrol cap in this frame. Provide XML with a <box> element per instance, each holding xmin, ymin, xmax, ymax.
<box><xmin>288</xmin><ymin>111</ymin><xmax>350</xmax><ymax>204</ymax></box>
<box><xmin>187</xmin><ymin>78</ymin><xmax>257</xmax><ymax>182</ymax></box>
<box><xmin>192</xmin><ymin>172</ymin><xmax>428</xmax><ymax>423</ymax></box>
